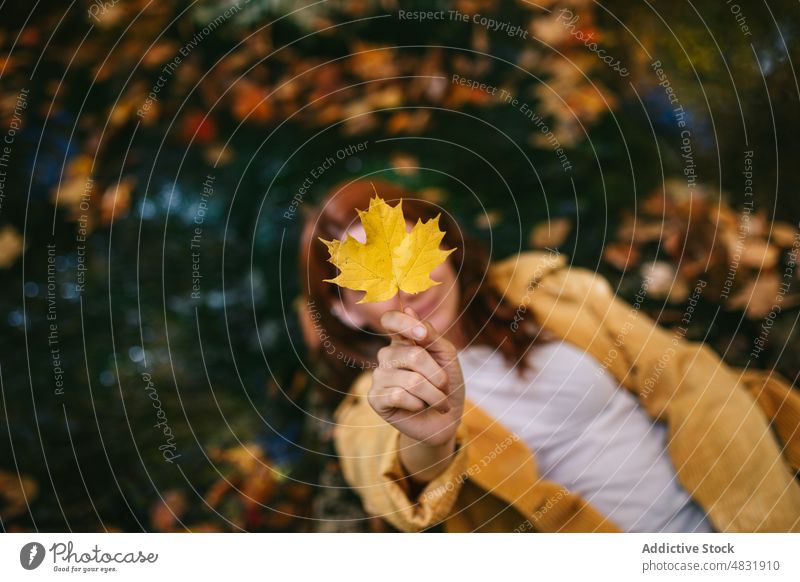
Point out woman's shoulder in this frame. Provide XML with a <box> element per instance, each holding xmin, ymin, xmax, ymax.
<box><xmin>490</xmin><ymin>250</ymin><xmax>614</xmax><ymax>306</ymax></box>
<box><xmin>488</xmin><ymin>250</ymin><xmax>566</xmax><ymax>292</ymax></box>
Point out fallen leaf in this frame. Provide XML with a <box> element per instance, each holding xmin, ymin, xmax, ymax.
<box><xmin>231</xmin><ymin>79</ymin><xmax>273</xmax><ymax>123</ymax></box>
<box><xmin>530</xmin><ymin>15</ymin><xmax>568</xmax><ymax>46</ymax></box>
<box><xmin>390</xmin><ymin>153</ymin><xmax>419</xmax><ymax>176</ymax></box>
<box><xmin>149</xmin><ymin>489</ymin><xmax>187</xmax><ymax>532</ymax></box>
<box><xmin>0</xmin><ymin>471</ymin><xmax>38</xmax><ymax>519</ymax></box>
<box><xmin>387</xmin><ymin>111</ymin><xmax>432</xmax><ymax>134</ymax></box>
<box><xmin>603</xmin><ymin>242</ymin><xmax>641</xmax><ymax>271</ymax></box>
<box><xmin>475</xmin><ymin>210</ymin><xmax>503</xmax><ymax>229</ymax></box>
<box><xmin>769</xmin><ymin>221</ymin><xmax>799</xmax><ymax>248</ymax></box>
<box><xmin>181</xmin><ymin>111</ymin><xmax>217</xmax><ymax>144</ymax></box>
<box><xmin>0</xmin><ymin>225</ymin><xmax>24</xmax><ymax>269</ymax></box>
<box><xmin>204</xmin><ymin>480</ymin><xmax>230</xmax><ymax>509</ymax></box>
<box><xmin>727</xmin><ymin>272</ymin><xmax>781</xmax><ymax>319</ymax></box>
<box><xmin>529</xmin><ymin>217</ymin><xmax>572</xmax><ymax>248</ymax></box>
<box><xmin>240</xmin><ymin>464</ymin><xmax>276</xmax><ymax>509</ymax></box>
<box><xmin>617</xmin><ymin>217</ymin><xmax>663</xmax><ymax>244</ymax></box>
<box><xmin>348</xmin><ymin>43</ymin><xmax>398</xmax><ymax>79</ymax></box>
<box><xmin>204</xmin><ymin>143</ymin><xmax>234</xmax><ymax>166</ymax></box>
<box><xmin>640</xmin><ymin>260</ymin><xmax>689</xmax><ymax>302</ymax></box>
<box><xmin>52</xmin><ymin>154</ymin><xmax>94</xmax><ymax>212</ymax></box>
<box><xmin>100</xmin><ymin>177</ymin><xmax>135</xmax><ymax>225</ymax></box>
<box><xmin>417</xmin><ymin>187</ymin><xmax>448</xmax><ymax>204</ymax></box>
<box><xmin>728</xmin><ymin>237</ymin><xmax>780</xmax><ymax>270</ymax></box>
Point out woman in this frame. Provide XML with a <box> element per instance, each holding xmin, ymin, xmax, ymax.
<box><xmin>298</xmin><ymin>178</ymin><xmax>800</xmax><ymax>533</ymax></box>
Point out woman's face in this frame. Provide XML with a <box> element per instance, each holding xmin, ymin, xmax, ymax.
<box><xmin>333</xmin><ymin>221</ymin><xmax>462</xmax><ymax>343</ymax></box>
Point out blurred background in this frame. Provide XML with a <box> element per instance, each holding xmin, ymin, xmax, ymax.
<box><xmin>1</xmin><ymin>0</ymin><xmax>800</xmax><ymax>532</ymax></box>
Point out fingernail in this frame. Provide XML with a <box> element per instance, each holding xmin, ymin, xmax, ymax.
<box><xmin>413</xmin><ymin>325</ymin><xmax>426</xmax><ymax>339</ymax></box>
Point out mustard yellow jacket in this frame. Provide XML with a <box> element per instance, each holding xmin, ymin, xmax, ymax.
<box><xmin>333</xmin><ymin>251</ymin><xmax>800</xmax><ymax>532</ymax></box>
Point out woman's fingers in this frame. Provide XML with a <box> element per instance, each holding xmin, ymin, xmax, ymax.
<box><xmin>392</xmin><ymin>370</ymin><xmax>450</xmax><ymax>412</ymax></box>
<box><xmin>369</xmin><ymin>386</ymin><xmax>426</xmax><ymax>414</ymax></box>
<box><xmin>372</xmin><ymin>368</ymin><xmax>450</xmax><ymax>413</ymax></box>
<box><xmin>381</xmin><ymin>308</ymin><xmax>457</xmax><ymax>369</ymax></box>
<box><xmin>403</xmin><ymin>306</ymin><xmax>458</xmax><ymax>363</ymax></box>
<box><xmin>380</xmin><ymin>309</ymin><xmax>432</xmax><ymax>343</ymax></box>
<box><xmin>377</xmin><ymin>344</ymin><xmax>449</xmax><ymax>391</ymax></box>
<box><xmin>387</xmin><ymin>328</ymin><xmax>416</xmax><ymax>348</ymax></box>
<box><xmin>381</xmin><ymin>309</ymin><xmax>424</xmax><ymax>348</ymax></box>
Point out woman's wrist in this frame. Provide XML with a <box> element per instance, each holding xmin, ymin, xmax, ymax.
<box><xmin>398</xmin><ymin>431</ymin><xmax>459</xmax><ymax>485</ymax></box>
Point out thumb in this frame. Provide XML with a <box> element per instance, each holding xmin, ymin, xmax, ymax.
<box><xmin>402</xmin><ymin>306</ymin><xmax>456</xmax><ymax>365</ymax></box>
<box><xmin>387</xmin><ymin>308</ymin><xmax>416</xmax><ymax>346</ymax></box>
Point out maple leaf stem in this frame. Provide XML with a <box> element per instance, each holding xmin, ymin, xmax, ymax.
<box><xmin>394</xmin><ymin>293</ymin><xmax>417</xmax><ymax>346</ymax></box>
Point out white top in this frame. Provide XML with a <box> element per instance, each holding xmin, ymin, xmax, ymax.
<box><xmin>457</xmin><ymin>339</ymin><xmax>715</xmax><ymax>533</ymax></box>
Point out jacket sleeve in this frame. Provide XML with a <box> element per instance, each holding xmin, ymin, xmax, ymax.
<box><xmin>740</xmin><ymin>368</ymin><xmax>800</xmax><ymax>472</ymax></box>
<box><xmin>548</xmin><ymin>268</ymin><xmax>800</xmax><ymax>531</ymax></box>
<box><xmin>333</xmin><ymin>372</ymin><xmax>471</xmax><ymax>532</ymax></box>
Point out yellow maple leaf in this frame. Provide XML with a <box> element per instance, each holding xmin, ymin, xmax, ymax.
<box><xmin>319</xmin><ymin>195</ymin><xmax>456</xmax><ymax>303</ymax></box>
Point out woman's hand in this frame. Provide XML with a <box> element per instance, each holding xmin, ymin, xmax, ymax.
<box><xmin>368</xmin><ymin>306</ymin><xmax>466</xmax><ymax>483</ymax></box>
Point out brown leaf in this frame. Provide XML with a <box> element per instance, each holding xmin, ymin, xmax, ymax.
<box><xmin>531</xmin><ymin>14</ymin><xmax>571</xmax><ymax>45</ymax></box>
<box><xmin>417</xmin><ymin>187</ymin><xmax>448</xmax><ymax>204</ymax></box>
<box><xmin>387</xmin><ymin>111</ymin><xmax>431</xmax><ymax>134</ymax></box>
<box><xmin>231</xmin><ymin>79</ymin><xmax>274</xmax><ymax>124</ymax></box>
<box><xmin>390</xmin><ymin>152</ymin><xmax>419</xmax><ymax>176</ymax></box>
<box><xmin>475</xmin><ymin>210</ymin><xmax>503</xmax><ymax>230</ymax></box>
<box><xmin>640</xmin><ymin>261</ymin><xmax>690</xmax><ymax>302</ymax></box>
<box><xmin>100</xmin><ymin>177</ymin><xmax>135</xmax><ymax>225</ymax></box>
<box><xmin>263</xmin><ymin>502</ymin><xmax>298</xmax><ymax>530</ymax></box>
<box><xmin>213</xmin><ymin>442</ymin><xmax>267</xmax><ymax>474</ymax></box>
<box><xmin>52</xmin><ymin>154</ymin><xmax>94</xmax><ymax>213</ymax></box>
<box><xmin>529</xmin><ymin>217</ymin><xmax>572</xmax><ymax>248</ymax></box>
<box><xmin>0</xmin><ymin>225</ymin><xmax>24</xmax><ymax>269</ymax></box>
<box><xmin>87</xmin><ymin>1</ymin><xmax>127</xmax><ymax>28</ymax></box>
<box><xmin>284</xmin><ymin>483</ymin><xmax>313</xmax><ymax>504</ymax></box>
<box><xmin>204</xmin><ymin>479</ymin><xmax>231</xmax><ymax>509</ymax></box>
<box><xmin>737</xmin><ymin>210</ymin><xmax>768</xmax><ymax>238</ymax></box>
<box><xmin>366</xmin><ymin>86</ymin><xmax>403</xmax><ymax>108</ymax></box>
<box><xmin>348</xmin><ymin>43</ymin><xmax>398</xmax><ymax>80</ymax></box>
<box><xmin>603</xmin><ymin>242</ymin><xmax>641</xmax><ymax>271</ymax></box>
<box><xmin>728</xmin><ymin>237</ymin><xmax>780</xmax><ymax>270</ymax></box>
<box><xmin>149</xmin><ymin>489</ymin><xmax>187</xmax><ymax>532</ymax></box>
<box><xmin>240</xmin><ymin>465</ymin><xmax>276</xmax><ymax>510</ymax></box>
<box><xmin>204</xmin><ymin>143</ymin><xmax>234</xmax><ymax>166</ymax></box>
<box><xmin>769</xmin><ymin>221</ymin><xmax>799</xmax><ymax>248</ymax></box>
<box><xmin>0</xmin><ymin>471</ymin><xmax>38</xmax><ymax>519</ymax></box>
<box><xmin>616</xmin><ymin>215</ymin><xmax>664</xmax><ymax>244</ymax></box>
<box><xmin>141</xmin><ymin>42</ymin><xmax>179</xmax><ymax>69</ymax></box>
<box><xmin>727</xmin><ymin>272</ymin><xmax>781</xmax><ymax>319</ymax></box>
<box><xmin>445</xmin><ymin>83</ymin><xmax>494</xmax><ymax>107</ymax></box>
<box><xmin>711</xmin><ymin>203</ymin><xmax>739</xmax><ymax>233</ymax></box>
<box><xmin>342</xmin><ymin>110</ymin><xmax>377</xmax><ymax>135</ymax></box>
